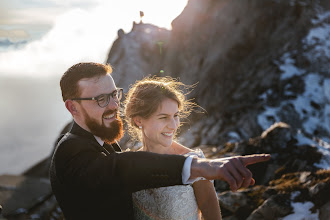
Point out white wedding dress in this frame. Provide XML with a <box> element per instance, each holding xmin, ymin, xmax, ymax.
<box><xmin>132</xmin><ymin>149</ymin><xmax>207</xmax><ymax>220</ymax></box>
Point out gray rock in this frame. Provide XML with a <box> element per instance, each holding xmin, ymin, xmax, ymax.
<box><xmin>219</xmin><ymin>191</ymin><xmax>248</xmax><ymax>213</ymax></box>
<box><xmin>309</xmin><ymin>181</ymin><xmax>327</xmax><ymax>197</ymax></box>
<box><xmin>0</xmin><ymin>175</ymin><xmax>51</xmax><ymax>217</ymax></box>
<box><xmin>319</xmin><ymin>201</ymin><xmax>330</xmax><ymax>220</ymax></box>
<box><xmin>247</xmin><ymin>194</ymin><xmax>292</xmax><ymax>220</ymax></box>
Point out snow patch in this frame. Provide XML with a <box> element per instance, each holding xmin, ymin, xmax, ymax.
<box><xmin>281</xmin><ymin>191</ymin><xmax>318</xmax><ymax>220</ymax></box>
<box><xmin>304</xmin><ymin>10</ymin><xmax>330</xmax><ymax>59</ymax></box>
<box><xmin>279</xmin><ymin>53</ymin><xmax>304</xmax><ymax>80</ymax></box>
<box><xmin>281</xmin><ymin>201</ymin><xmax>318</xmax><ymax>220</ymax></box>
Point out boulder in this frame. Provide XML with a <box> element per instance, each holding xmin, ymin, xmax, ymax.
<box><xmin>0</xmin><ymin>175</ymin><xmax>51</xmax><ymax>218</ymax></box>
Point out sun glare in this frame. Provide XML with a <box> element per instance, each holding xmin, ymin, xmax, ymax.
<box><xmin>134</xmin><ymin>0</ymin><xmax>188</xmax><ymax>29</ymax></box>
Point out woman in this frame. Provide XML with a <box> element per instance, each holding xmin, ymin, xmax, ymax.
<box><xmin>124</xmin><ymin>77</ymin><xmax>222</xmax><ymax>220</ymax></box>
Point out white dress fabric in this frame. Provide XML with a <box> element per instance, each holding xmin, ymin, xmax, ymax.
<box><xmin>132</xmin><ymin>149</ymin><xmax>207</xmax><ymax>220</ymax></box>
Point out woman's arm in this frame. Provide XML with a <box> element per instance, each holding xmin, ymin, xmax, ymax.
<box><xmin>193</xmin><ymin>180</ymin><xmax>222</xmax><ymax>220</ymax></box>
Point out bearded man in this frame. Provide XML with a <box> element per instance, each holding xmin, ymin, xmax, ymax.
<box><xmin>49</xmin><ymin>62</ymin><xmax>270</xmax><ymax>220</ymax></box>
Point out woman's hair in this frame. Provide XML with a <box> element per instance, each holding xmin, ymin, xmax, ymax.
<box><xmin>124</xmin><ymin>76</ymin><xmax>197</xmax><ymax>142</ymax></box>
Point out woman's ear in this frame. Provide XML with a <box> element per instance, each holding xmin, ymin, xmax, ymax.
<box><xmin>133</xmin><ymin>116</ymin><xmax>143</xmax><ymax>127</ymax></box>
<box><xmin>65</xmin><ymin>100</ymin><xmax>78</xmax><ymax>116</ymax></box>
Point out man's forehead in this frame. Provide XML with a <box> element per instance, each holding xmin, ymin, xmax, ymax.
<box><xmin>78</xmin><ymin>74</ymin><xmax>116</xmax><ymax>95</ymax></box>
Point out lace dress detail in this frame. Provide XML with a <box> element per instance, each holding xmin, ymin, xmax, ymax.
<box><xmin>132</xmin><ymin>149</ymin><xmax>206</xmax><ymax>220</ymax></box>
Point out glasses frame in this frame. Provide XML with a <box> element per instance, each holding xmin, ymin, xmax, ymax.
<box><xmin>71</xmin><ymin>88</ymin><xmax>123</xmax><ymax>108</ymax></box>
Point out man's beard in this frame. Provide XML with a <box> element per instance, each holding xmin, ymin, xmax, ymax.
<box><xmin>82</xmin><ymin>108</ymin><xmax>124</xmax><ymax>144</ymax></box>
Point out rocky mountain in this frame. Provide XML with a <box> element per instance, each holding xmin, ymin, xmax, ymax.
<box><xmin>105</xmin><ymin>0</ymin><xmax>330</xmax><ymax>219</ymax></box>
<box><xmin>1</xmin><ymin>0</ymin><xmax>329</xmax><ymax>219</ymax></box>
<box><xmin>107</xmin><ymin>0</ymin><xmax>330</xmax><ymax>149</ymax></box>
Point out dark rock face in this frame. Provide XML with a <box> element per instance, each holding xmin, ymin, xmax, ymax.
<box><xmin>171</xmin><ymin>0</ymin><xmax>330</xmax><ymax>147</ymax></box>
<box><xmin>107</xmin><ymin>23</ymin><xmax>171</xmax><ymax>91</ymax></box>
<box><xmin>107</xmin><ymin>0</ymin><xmax>330</xmax><ymax>149</ymax></box>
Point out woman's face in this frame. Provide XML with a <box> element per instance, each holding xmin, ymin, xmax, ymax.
<box><xmin>140</xmin><ymin>98</ymin><xmax>180</xmax><ymax>151</ymax></box>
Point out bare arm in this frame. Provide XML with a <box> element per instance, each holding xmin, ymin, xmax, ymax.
<box><xmin>193</xmin><ymin>180</ymin><xmax>222</xmax><ymax>220</ymax></box>
<box><xmin>190</xmin><ymin>154</ymin><xmax>271</xmax><ymax>192</ymax></box>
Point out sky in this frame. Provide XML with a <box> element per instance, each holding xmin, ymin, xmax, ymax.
<box><xmin>0</xmin><ymin>0</ymin><xmax>188</xmax><ymax>77</ymax></box>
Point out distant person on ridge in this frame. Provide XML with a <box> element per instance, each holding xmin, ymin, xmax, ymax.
<box><xmin>140</xmin><ymin>11</ymin><xmax>144</xmax><ymax>23</ymax></box>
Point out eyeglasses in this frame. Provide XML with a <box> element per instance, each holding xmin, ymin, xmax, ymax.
<box><xmin>72</xmin><ymin>88</ymin><xmax>123</xmax><ymax>108</ymax></box>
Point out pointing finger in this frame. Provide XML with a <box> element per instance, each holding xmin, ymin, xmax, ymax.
<box><xmin>240</xmin><ymin>154</ymin><xmax>271</xmax><ymax>166</ymax></box>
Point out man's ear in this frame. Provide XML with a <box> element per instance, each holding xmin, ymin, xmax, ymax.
<box><xmin>65</xmin><ymin>100</ymin><xmax>78</xmax><ymax>116</ymax></box>
<box><xmin>133</xmin><ymin>116</ymin><xmax>143</xmax><ymax>127</ymax></box>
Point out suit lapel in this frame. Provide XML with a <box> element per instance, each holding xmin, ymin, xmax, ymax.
<box><xmin>102</xmin><ymin>143</ymin><xmax>115</xmax><ymax>154</ymax></box>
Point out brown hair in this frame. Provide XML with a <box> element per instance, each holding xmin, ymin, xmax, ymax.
<box><xmin>124</xmin><ymin>76</ymin><xmax>197</xmax><ymax>141</ymax></box>
<box><xmin>60</xmin><ymin>62</ymin><xmax>112</xmax><ymax>102</ymax></box>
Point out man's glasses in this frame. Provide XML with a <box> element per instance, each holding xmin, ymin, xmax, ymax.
<box><xmin>72</xmin><ymin>88</ymin><xmax>123</xmax><ymax>108</ymax></box>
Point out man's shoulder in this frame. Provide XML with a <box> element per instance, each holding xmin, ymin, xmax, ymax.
<box><xmin>59</xmin><ymin>131</ymin><xmax>95</xmax><ymax>143</ymax></box>
<box><xmin>56</xmin><ymin>132</ymin><xmax>98</xmax><ymax>154</ymax></box>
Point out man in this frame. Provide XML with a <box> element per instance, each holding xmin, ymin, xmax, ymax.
<box><xmin>49</xmin><ymin>62</ymin><xmax>270</xmax><ymax>219</ymax></box>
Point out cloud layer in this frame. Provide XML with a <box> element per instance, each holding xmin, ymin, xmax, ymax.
<box><xmin>0</xmin><ymin>0</ymin><xmax>187</xmax><ymax>77</ymax></box>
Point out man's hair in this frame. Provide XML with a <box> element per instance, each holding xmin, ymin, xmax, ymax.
<box><xmin>60</xmin><ymin>62</ymin><xmax>112</xmax><ymax>102</ymax></box>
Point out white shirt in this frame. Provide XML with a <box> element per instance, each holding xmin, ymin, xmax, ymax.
<box><xmin>94</xmin><ymin>136</ymin><xmax>195</xmax><ymax>184</ymax></box>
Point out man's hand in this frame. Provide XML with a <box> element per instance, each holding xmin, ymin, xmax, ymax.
<box><xmin>191</xmin><ymin>154</ymin><xmax>271</xmax><ymax>192</ymax></box>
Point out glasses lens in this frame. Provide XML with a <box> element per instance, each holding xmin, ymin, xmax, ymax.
<box><xmin>96</xmin><ymin>89</ymin><xmax>122</xmax><ymax>108</ymax></box>
<box><xmin>97</xmin><ymin>94</ymin><xmax>109</xmax><ymax>107</ymax></box>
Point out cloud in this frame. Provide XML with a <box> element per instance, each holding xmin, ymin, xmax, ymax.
<box><xmin>0</xmin><ymin>29</ymin><xmax>30</xmax><ymax>41</ymax></box>
<box><xmin>0</xmin><ymin>7</ymin><xmax>68</xmax><ymax>26</ymax></box>
<box><xmin>0</xmin><ymin>4</ymin><xmax>133</xmax><ymax>76</ymax></box>
<box><xmin>0</xmin><ymin>0</ymin><xmax>188</xmax><ymax>77</ymax></box>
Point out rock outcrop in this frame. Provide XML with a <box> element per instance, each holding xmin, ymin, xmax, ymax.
<box><xmin>201</xmin><ymin>122</ymin><xmax>330</xmax><ymax>219</ymax></box>
<box><xmin>107</xmin><ymin>0</ymin><xmax>330</xmax><ymax>149</ymax></box>
<box><xmin>105</xmin><ymin>0</ymin><xmax>330</xmax><ymax>218</ymax></box>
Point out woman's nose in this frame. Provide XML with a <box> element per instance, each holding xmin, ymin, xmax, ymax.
<box><xmin>168</xmin><ymin>117</ymin><xmax>179</xmax><ymax>130</ymax></box>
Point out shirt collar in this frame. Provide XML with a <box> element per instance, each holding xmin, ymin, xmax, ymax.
<box><xmin>94</xmin><ymin>135</ymin><xmax>104</xmax><ymax>146</ymax></box>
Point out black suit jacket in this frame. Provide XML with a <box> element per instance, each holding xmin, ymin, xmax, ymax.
<box><xmin>49</xmin><ymin>122</ymin><xmax>186</xmax><ymax>219</ymax></box>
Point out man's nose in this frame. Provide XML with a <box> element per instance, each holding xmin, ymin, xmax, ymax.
<box><xmin>106</xmin><ymin>96</ymin><xmax>119</xmax><ymax>110</ymax></box>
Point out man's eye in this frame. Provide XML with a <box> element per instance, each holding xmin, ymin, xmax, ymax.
<box><xmin>97</xmin><ymin>95</ymin><xmax>106</xmax><ymax>102</ymax></box>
